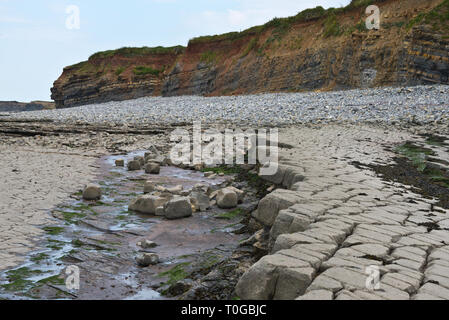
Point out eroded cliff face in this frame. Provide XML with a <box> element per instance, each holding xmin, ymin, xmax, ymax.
<box><xmin>51</xmin><ymin>0</ymin><xmax>449</xmax><ymax>108</ymax></box>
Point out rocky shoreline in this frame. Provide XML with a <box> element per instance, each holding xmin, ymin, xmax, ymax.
<box><xmin>1</xmin><ymin>85</ymin><xmax>449</xmax><ymax>300</ymax></box>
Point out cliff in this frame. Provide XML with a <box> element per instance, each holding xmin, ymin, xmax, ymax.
<box><xmin>51</xmin><ymin>0</ymin><xmax>449</xmax><ymax>108</ymax></box>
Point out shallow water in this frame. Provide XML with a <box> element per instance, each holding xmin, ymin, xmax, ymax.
<box><xmin>0</xmin><ymin>150</ymin><xmax>247</xmax><ymax>300</ymax></box>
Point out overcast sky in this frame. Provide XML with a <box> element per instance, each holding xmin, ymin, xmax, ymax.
<box><xmin>0</xmin><ymin>0</ymin><xmax>350</xmax><ymax>101</ymax></box>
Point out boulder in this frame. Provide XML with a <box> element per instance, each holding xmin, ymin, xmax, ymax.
<box><xmin>127</xmin><ymin>160</ymin><xmax>141</xmax><ymax>171</ymax></box>
<box><xmin>253</xmin><ymin>189</ymin><xmax>302</xmax><ymax>227</ymax></box>
<box><xmin>129</xmin><ymin>195</ymin><xmax>168</xmax><ymax>214</ymax></box>
<box><xmin>216</xmin><ymin>188</ymin><xmax>238</xmax><ymax>209</ymax></box>
<box><xmin>82</xmin><ymin>184</ymin><xmax>102</xmax><ymax>200</ymax></box>
<box><xmin>115</xmin><ymin>159</ymin><xmax>125</xmax><ymax>167</ymax></box>
<box><xmin>136</xmin><ymin>253</ymin><xmax>159</xmax><ymax>267</ymax></box>
<box><xmin>227</xmin><ymin>186</ymin><xmax>245</xmax><ymax>203</ymax></box>
<box><xmin>145</xmin><ymin>162</ymin><xmax>161</xmax><ymax>174</ymax></box>
<box><xmin>235</xmin><ymin>254</ymin><xmax>314</xmax><ymax>300</ymax></box>
<box><xmin>164</xmin><ymin>197</ymin><xmax>193</xmax><ymax>220</ymax></box>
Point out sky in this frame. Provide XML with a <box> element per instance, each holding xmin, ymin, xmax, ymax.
<box><xmin>0</xmin><ymin>0</ymin><xmax>351</xmax><ymax>102</ymax></box>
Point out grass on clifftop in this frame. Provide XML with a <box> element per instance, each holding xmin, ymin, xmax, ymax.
<box><xmin>89</xmin><ymin>46</ymin><xmax>185</xmax><ymax>60</ymax></box>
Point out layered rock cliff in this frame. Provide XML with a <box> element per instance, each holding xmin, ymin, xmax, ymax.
<box><xmin>51</xmin><ymin>0</ymin><xmax>449</xmax><ymax>108</ymax></box>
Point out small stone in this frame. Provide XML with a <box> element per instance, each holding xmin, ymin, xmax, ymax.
<box><xmin>129</xmin><ymin>195</ymin><xmax>169</xmax><ymax>214</ymax></box>
<box><xmin>138</xmin><ymin>240</ymin><xmax>158</xmax><ymax>249</ymax></box>
<box><xmin>115</xmin><ymin>159</ymin><xmax>125</xmax><ymax>167</ymax></box>
<box><xmin>204</xmin><ymin>172</ymin><xmax>215</xmax><ymax>178</ymax></box>
<box><xmin>164</xmin><ymin>197</ymin><xmax>193</xmax><ymax>220</ymax></box>
<box><xmin>145</xmin><ymin>162</ymin><xmax>161</xmax><ymax>174</ymax></box>
<box><xmin>127</xmin><ymin>160</ymin><xmax>141</xmax><ymax>171</ymax></box>
<box><xmin>209</xmin><ymin>190</ymin><xmax>219</xmax><ymax>200</ymax></box>
<box><xmin>194</xmin><ymin>164</ymin><xmax>204</xmax><ymax>171</ymax></box>
<box><xmin>168</xmin><ymin>280</ymin><xmax>193</xmax><ymax>296</ymax></box>
<box><xmin>217</xmin><ymin>188</ymin><xmax>238</xmax><ymax>209</ymax></box>
<box><xmin>193</xmin><ymin>183</ymin><xmax>210</xmax><ymax>194</ymax></box>
<box><xmin>82</xmin><ymin>184</ymin><xmax>102</xmax><ymax>200</ymax></box>
<box><xmin>155</xmin><ymin>185</ymin><xmax>167</xmax><ymax>192</ymax></box>
<box><xmin>166</xmin><ymin>185</ymin><xmax>183</xmax><ymax>195</ymax></box>
<box><xmin>181</xmin><ymin>190</ymin><xmax>191</xmax><ymax>196</ymax></box>
<box><xmin>136</xmin><ymin>253</ymin><xmax>159</xmax><ymax>267</ymax></box>
<box><xmin>190</xmin><ymin>191</ymin><xmax>211</xmax><ymax>212</ymax></box>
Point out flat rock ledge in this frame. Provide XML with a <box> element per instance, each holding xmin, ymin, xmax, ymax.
<box><xmin>236</xmin><ymin>125</ymin><xmax>449</xmax><ymax>300</ymax></box>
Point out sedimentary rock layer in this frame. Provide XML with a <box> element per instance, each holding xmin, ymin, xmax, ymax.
<box><xmin>51</xmin><ymin>0</ymin><xmax>449</xmax><ymax>108</ymax></box>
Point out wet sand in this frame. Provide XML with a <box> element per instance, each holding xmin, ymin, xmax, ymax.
<box><xmin>0</xmin><ymin>146</ymin><xmax>97</xmax><ymax>271</ymax></box>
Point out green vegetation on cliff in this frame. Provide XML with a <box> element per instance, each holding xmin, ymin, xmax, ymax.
<box><xmin>133</xmin><ymin>66</ymin><xmax>163</xmax><ymax>76</ymax></box>
<box><xmin>407</xmin><ymin>0</ymin><xmax>449</xmax><ymax>33</ymax></box>
<box><xmin>89</xmin><ymin>46</ymin><xmax>185</xmax><ymax>60</ymax></box>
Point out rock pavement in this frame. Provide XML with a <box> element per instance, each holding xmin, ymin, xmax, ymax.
<box><xmin>1</xmin><ymin>85</ymin><xmax>449</xmax><ymax>300</ymax></box>
<box><xmin>237</xmin><ymin>124</ymin><xmax>449</xmax><ymax>300</ymax></box>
